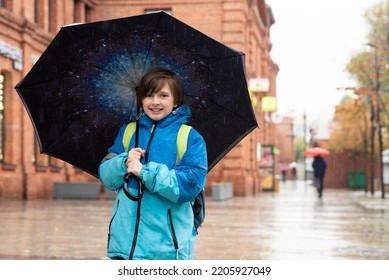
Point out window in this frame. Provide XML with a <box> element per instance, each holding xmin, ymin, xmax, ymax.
<box><xmin>49</xmin><ymin>157</ymin><xmax>61</xmax><ymax>172</ymax></box>
<box><xmin>0</xmin><ymin>0</ymin><xmax>11</xmax><ymax>10</ymax></box>
<box><xmin>33</xmin><ymin>136</ymin><xmax>45</xmax><ymax>166</ymax></box>
<box><xmin>34</xmin><ymin>0</ymin><xmax>44</xmax><ymax>27</ymax></box>
<box><xmin>0</xmin><ymin>73</ymin><xmax>4</xmax><ymax>162</ymax></box>
<box><xmin>34</xmin><ymin>0</ymin><xmax>38</xmax><ymax>23</ymax></box>
<box><xmin>85</xmin><ymin>4</ymin><xmax>92</xmax><ymax>22</ymax></box>
<box><xmin>48</xmin><ymin>0</ymin><xmax>55</xmax><ymax>33</ymax></box>
<box><xmin>74</xmin><ymin>0</ymin><xmax>94</xmax><ymax>23</ymax></box>
<box><xmin>73</xmin><ymin>0</ymin><xmax>80</xmax><ymax>22</ymax></box>
<box><xmin>1</xmin><ymin>0</ymin><xmax>11</xmax><ymax>10</ymax></box>
<box><xmin>33</xmin><ymin>131</ymin><xmax>61</xmax><ymax>171</ymax></box>
<box><xmin>0</xmin><ymin>71</ymin><xmax>16</xmax><ymax>169</ymax></box>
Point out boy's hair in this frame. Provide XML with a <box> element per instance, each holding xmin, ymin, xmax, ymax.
<box><xmin>136</xmin><ymin>67</ymin><xmax>186</xmax><ymax>107</ymax></box>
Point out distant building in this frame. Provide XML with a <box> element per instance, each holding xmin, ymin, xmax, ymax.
<box><xmin>276</xmin><ymin>116</ymin><xmax>295</xmax><ymax>164</ymax></box>
<box><xmin>0</xmin><ymin>0</ymin><xmax>278</xmax><ymax>199</ymax></box>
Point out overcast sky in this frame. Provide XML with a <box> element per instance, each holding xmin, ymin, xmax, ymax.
<box><xmin>266</xmin><ymin>0</ymin><xmax>379</xmax><ymax>127</ymax></box>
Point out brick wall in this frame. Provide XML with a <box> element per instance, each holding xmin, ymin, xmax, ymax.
<box><xmin>276</xmin><ymin>116</ymin><xmax>295</xmax><ymax>164</ymax></box>
<box><xmin>325</xmin><ymin>152</ymin><xmax>381</xmax><ymax>190</ymax></box>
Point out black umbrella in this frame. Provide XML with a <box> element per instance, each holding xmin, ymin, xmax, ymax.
<box><xmin>15</xmin><ymin>11</ymin><xmax>258</xmax><ymax>177</ymax></box>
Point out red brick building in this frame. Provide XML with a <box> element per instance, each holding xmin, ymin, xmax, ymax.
<box><xmin>275</xmin><ymin>116</ymin><xmax>295</xmax><ymax>179</ymax></box>
<box><xmin>0</xmin><ymin>0</ymin><xmax>278</xmax><ymax>199</ymax></box>
<box><xmin>276</xmin><ymin>116</ymin><xmax>294</xmax><ymax>164</ymax></box>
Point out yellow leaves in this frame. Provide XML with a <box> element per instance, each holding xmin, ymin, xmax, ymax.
<box><xmin>328</xmin><ymin>97</ymin><xmax>370</xmax><ymax>153</ymax></box>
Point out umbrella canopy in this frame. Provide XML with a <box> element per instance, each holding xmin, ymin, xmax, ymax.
<box><xmin>304</xmin><ymin>147</ymin><xmax>330</xmax><ymax>157</ymax></box>
<box><xmin>288</xmin><ymin>161</ymin><xmax>297</xmax><ymax>168</ymax></box>
<box><xmin>15</xmin><ymin>12</ymin><xmax>258</xmax><ymax>177</ymax></box>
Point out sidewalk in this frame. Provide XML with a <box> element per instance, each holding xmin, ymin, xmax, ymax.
<box><xmin>0</xmin><ymin>180</ymin><xmax>388</xmax><ymax>260</ymax></box>
<box><xmin>196</xmin><ymin>180</ymin><xmax>389</xmax><ymax>260</ymax></box>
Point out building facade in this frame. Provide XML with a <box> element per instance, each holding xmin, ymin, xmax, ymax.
<box><xmin>0</xmin><ymin>0</ymin><xmax>278</xmax><ymax>199</ymax></box>
<box><xmin>275</xmin><ymin>116</ymin><xmax>295</xmax><ymax>179</ymax></box>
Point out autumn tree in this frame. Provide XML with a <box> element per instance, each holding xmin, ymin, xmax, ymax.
<box><xmin>329</xmin><ymin>0</ymin><xmax>388</xmax><ymax>154</ymax></box>
<box><xmin>329</xmin><ymin>96</ymin><xmax>370</xmax><ymax>154</ymax></box>
<box><xmin>329</xmin><ymin>0</ymin><xmax>388</xmax><ymax>195</ymax></box>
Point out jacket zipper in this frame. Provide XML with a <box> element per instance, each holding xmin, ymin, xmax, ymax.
<box><xmin>129</xmin><ymin>121</ymin><xmax>157</xmax><ymax>260</ymax></box>
<box><xmin>168</xmin><ymin>209</ymin><xmax>179</xmax><ymax>260</ymax></box>
<box><xmin>108</xmin><ymin>199</ymin><xmax>120</xmax><ymax>251</ymax></box>
<box><xmin>129</xmin><ymin>199</ymin><xmax>141</xmax><ymax>259</ymax></box>
<box><xmin>144</xmin><ymin>122</ymin><xmax>156</xmax><ymax>163</ymax></box>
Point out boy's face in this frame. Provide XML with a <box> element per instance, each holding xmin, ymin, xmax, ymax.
<box><xmin>142</xmin><ymin>82</ymin><xmax>177</xmax><ymax>121</ymax></box>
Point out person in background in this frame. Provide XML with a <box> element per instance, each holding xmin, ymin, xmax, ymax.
<box><xmin>289</xmin><ymin>162</ymin><xmax>297</xmax><ymax>181</ymax></box>
<box><xmin>312</xmin><ymin>155</ymin><xmax>327</xmax><ymax>198</ymax></box>
<box><xmin>280</xmin><ymin>163</ymin><xmax>288</xmax><ymax>182</ymax></box>
<box><xmin>290</xmin><ymin>166</ymin><xmax>297</xmax><ymax>180</ymax></box>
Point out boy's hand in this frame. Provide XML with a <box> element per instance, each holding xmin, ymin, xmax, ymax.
<box><xmin>126</xmin><ymin>148</ymin><xmax>145</xmax><ymax>176</ymax></box>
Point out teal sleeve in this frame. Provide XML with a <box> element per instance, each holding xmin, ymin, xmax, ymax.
<box><xmin>139</xmin><ymin>128</ymin><xmax>207</xmax><ymax>204</ymax></box>
<box><xmin>98</xmin><ymin>152</ymin><xmax>128</xmax><ymax>190</ymax></box>
<box><xmin>140</xmin><ymin>162</ymin><xmax>180</xmax><ymax>203</ymax></box>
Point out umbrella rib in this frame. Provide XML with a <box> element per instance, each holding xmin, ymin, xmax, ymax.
<box><xmin>100</xmin><ymin>47</ymin><xmax>138</xmax><ymax>85</ymax></box>
<box><xmin>171</xmin><ymin>54</ymin><xmax>243</xmax><ymax>72</ymax></box>
<box><xmin>141</xmin><ymin>13</ymin><xmax>164</xmax><ymax>74</ymax></box>
<box><xmin>201</xmin><ymin>52</ymin><xmax>246</xmax><ymax>65</ymax></box>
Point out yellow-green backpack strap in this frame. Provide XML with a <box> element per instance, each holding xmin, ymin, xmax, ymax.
<box><xmin>123</xmin><ymin>122</ymin><xmax>190</xmax><ymax>159</ymax></box>
<box><xmin>177</xmin><ymin>124</ymin><xmax>192</xmax><ymax>161</ymax></box>
<box><xmin>122</xmin><ymin>122</ymin><xmax>137</xmax><ymax>153</ymax></box>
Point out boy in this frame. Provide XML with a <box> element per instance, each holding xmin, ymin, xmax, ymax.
<box><xmin>99</xmin><ymin>67</ymin><xmax>207</xmax><ymax>260</ymax></box>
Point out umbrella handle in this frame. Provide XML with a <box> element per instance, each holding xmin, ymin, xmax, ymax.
<box><xmin>123</xmin><ymin>173</ymin><xmax>143</xmax><ymax>201</ymax></box>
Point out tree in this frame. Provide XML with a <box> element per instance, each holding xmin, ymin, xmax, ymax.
<box><xmin>364</xmin><ymin>0</ymin><xmax>389</xmax><ymax>145</ymax></box>
<box><xmin>332</xmin><ymin>1</ymin><xmax>388</xmax><ymax>152</ymax></box>
<box><xmin>329</xmin><ymin>0</ymin><xmax>388</xmax><ymax>195</ymax></box>
<box><xmin>328</xmin><ymin>96</ymin><xmax>370</xmax><ymax>154</ymax></box>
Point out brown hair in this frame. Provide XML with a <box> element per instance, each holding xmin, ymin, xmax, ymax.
<box><xmin>136</xmin><ymin>67</ymin><xmax>186</xmax><ymax>107</ymax></box>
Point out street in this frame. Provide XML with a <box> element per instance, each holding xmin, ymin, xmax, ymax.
<box><xmin>0</xmin><ymin>180</ymin><xmax>388</xmax><ymax>260</ymax></box>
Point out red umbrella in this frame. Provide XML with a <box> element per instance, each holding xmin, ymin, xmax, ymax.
<box><xmin>304</xmin><ymin>147</ymin><xmax>330</xmax><ymax>156</ymax></box>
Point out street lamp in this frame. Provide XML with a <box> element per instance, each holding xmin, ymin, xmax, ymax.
<box><xmin>367</xmin><ymin>42</ymin><xmax>385</xmax><ymax>199</ymax></box>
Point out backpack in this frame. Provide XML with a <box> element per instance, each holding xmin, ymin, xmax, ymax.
<box><xmin>122</xmin><ymin>122</ymin><xmax>205</xmax><ymax>232</ymax></box>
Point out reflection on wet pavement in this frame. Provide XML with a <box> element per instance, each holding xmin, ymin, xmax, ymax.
<box><xmin>0</xmin><ymin>181</ymin><xmax>388</xmax><ymax>260</ymax></box>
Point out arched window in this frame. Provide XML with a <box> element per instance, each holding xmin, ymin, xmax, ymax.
<box><xmin>0</xmin><ymin>0</ymin><xmax>9</xmax><ymax>9</ymax></box>
<box><xmin>74</xmin><ymin>0</ymin><xmax>94</xmax><ymax>23</ymax></box>
<box><xmin>34</xmin><ymin>0</ymin><xmax>44</xmax><ymax>27</ymax></box>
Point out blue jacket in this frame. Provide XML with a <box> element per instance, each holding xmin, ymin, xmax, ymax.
<box><xmin>98</xmin><ymin>105</ymin><xmax>208</xmax><ymax>260</ymax></box>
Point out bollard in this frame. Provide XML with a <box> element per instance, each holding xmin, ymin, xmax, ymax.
<box><xmin>53</xmin><ymin>182</ymin><xmax>101</xmax><ymax>199</ymax></box>
<box><xmin>212</xmin><ymin>182</ymin><xmax>233</xmax><ymax>201</ymax></box>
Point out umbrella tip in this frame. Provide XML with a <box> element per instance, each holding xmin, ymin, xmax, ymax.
<box><xmin>62</xmin><ymin>22</ymin><xmax>83</xmax><ymax>28</ymax></box>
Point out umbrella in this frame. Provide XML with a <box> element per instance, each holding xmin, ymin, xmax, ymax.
<box><xmin>14</xmin><ymin>11</ymin><xmax>258</xmax><ymax>177</ymax></box>
<box><xmin>288</xmin><ymin>161</ymin><xmax>297</xmax><ymax>168</ymax></box>
<box><xmin>304</xmin><ymin>147</ymin><xmax>330</xmax><ymax>156</ymax></box>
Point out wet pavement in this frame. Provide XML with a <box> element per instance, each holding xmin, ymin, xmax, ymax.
<box><xmin>0</xmin><ymin>180</ymin><xmax>388</xmax><ymax>260</ymax></box>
